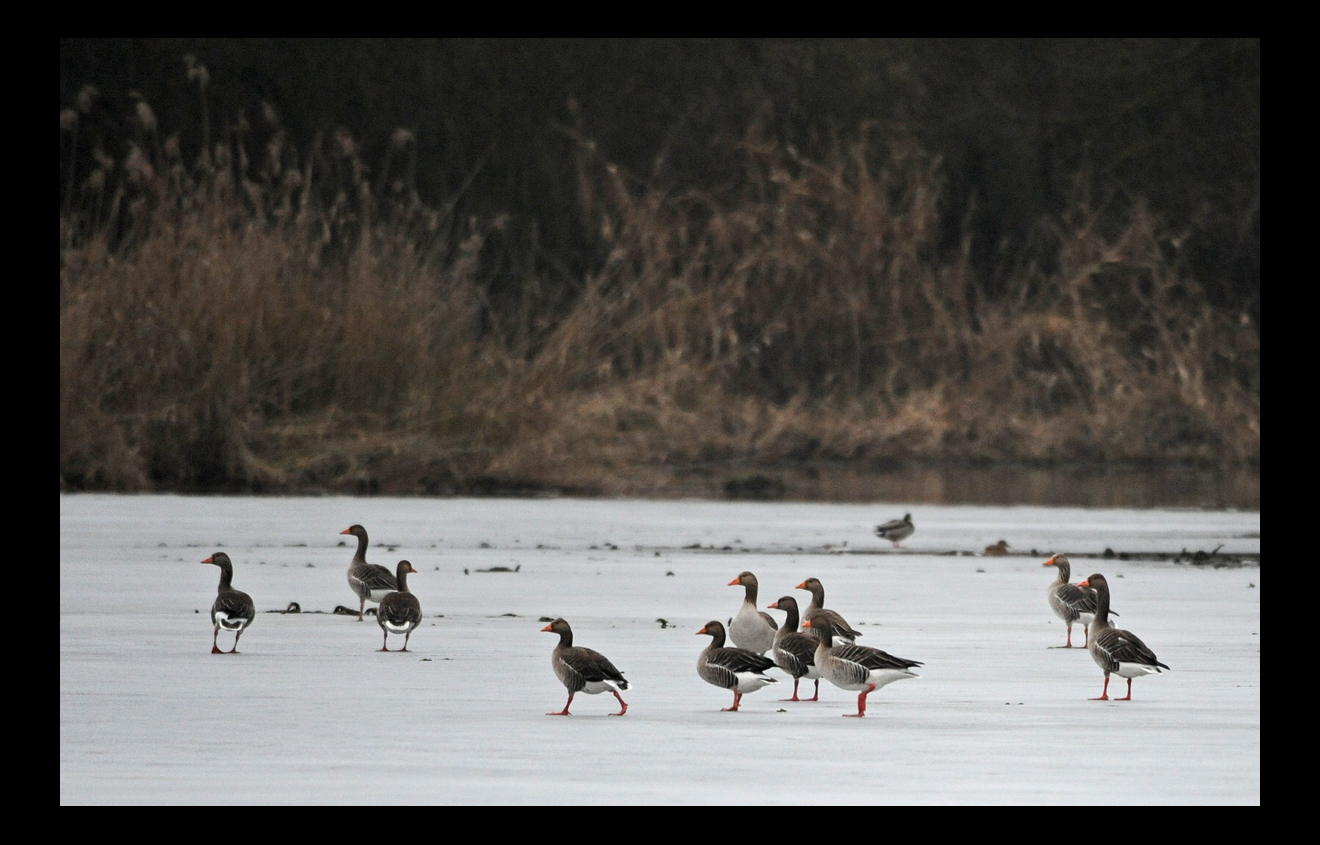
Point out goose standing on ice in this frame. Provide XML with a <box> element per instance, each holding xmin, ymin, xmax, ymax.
<box><xmin>795</xmin><ymin>577</ymin><xmax>862</xmax><ymax>642</ymax></box>
<box><xmin>377</xmin><ymin>561</ymin><xmax>422</xmax><ymax>652</ymax></box>
<box><xmin>341</xmin><ymin>524</ymin><xmax>397</xmax><ymax>621</ymax></box>
<box><xmin>202</xmin><ymin>553</ymin><xmax>255</xmax><ymax>654</ymax></box>
<box><xmin>875</xmin><ymin>513</ymin><xmax>915</xmax><ymax>548</ymax></box>
<box><xmin>1078</xmin><ymin>573</ymin><xmax>1169</xmax><ymax>701</ymax></box>
<box><xmin>696</xmin><ymin>620</ymin><xmax>778</xmax><ymax>711</ymax></box>
<box><xmin>1043</xmin><ymin>553</ymin><xmax>1103</xmax><ymax>648</ymax></box>
<box><xmin>542</xmin><ymin>618</ymin><xmax>630</xmax><ymax>716</ymax></box>
<box><xmin>802</xmin><ymin>616</ymin><xmax>921</xmax><ymax>717</ymax></box>
<box><xmin>766</xmin><ymin>596</ymin><xmax>822</xmax><ymax>702</ymax></box>
<box><xmin>728</xmin><ymin>571</ymin><xmax>778</xmax><ymax>654</ymax></box>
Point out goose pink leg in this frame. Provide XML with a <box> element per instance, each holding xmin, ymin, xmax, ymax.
<box><xmin>782</xmin><ymin>679</ymin><xmax>803</xmax><ymax>701</ymax></box>
<box><xmin>549</xmin><ymin>693</ymin><xmax>575</xmax><ymax>716</ymax></box>
<box><xmin>844</xmin><ymin>683</ymin><xmax>877</xmax><ymax>717</ymax></box>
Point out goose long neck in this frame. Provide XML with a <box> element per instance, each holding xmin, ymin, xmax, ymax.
<box><xmin>1093</xmin><ymin>580</ymin><xmax>1111</xmax><ymax>625</ymax></box>
<box><xmin>353</xmin><ymin>531</ymin><xmax>369</xmax><ymax>563</ymax></box>
<box><xmin>705</xmin><ymin>626</ymin><xmax>726</xmax><ymax>649</ymax></box>
<box><xmin>806</xmin><ymin>584</ymin><xmax>824</xmax><ymax>613</ymax></box>
<box><xmin>1055</xmin><ymin>558</ymin><xmax>1071</xmax><ymax>583</ymax></box>
<box><xmin>216</xmin><ymin>562</ymin><xmax>233</xmax><ymax>591</ymax></box>
<box><xmin>813</xmin><ymin>626</ymin><xmax>834</xmax><ymax>661</ymax></box>
<box><xmin>742</xmin><ymin>581</ymin><xmax>759</xmax><ymax>605</ymax></box>
<box><xmin>779</xmin><ymin>602</ymin><xmax>800</xmax><ymax>632</ymax></box>
<box><xmin>395</xmin><ymin>564</ymin><xmax>411</xmax><ymax>593</ymax></box>
<box><xmin>556</xmin><ymin>628</ymin><xmax>573</xmax><ymax>648</ymax></box>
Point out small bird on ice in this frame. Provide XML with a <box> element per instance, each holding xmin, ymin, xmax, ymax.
<box><xmin>875</xmin><ymin>513</ymin><xmax>915</xmax><ymax>548</ymax></box>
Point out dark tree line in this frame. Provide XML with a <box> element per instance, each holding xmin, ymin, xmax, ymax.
<box><xmin>60</xmin><ymin>38</ymin><xmax>1259</xmax><ymax>324</ymax></box>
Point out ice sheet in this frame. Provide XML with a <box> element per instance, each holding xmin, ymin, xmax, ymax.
<box><xmin>61</xmin><ymin>495</ymin><xmax>1260</xmax><ymax>804</ymax></box>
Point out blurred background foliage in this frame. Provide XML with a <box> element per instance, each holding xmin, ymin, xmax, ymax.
<box><xmin>59</xmin><ymin>39</ymin><xmax>1259</xmax><ymax>499</ymax></box>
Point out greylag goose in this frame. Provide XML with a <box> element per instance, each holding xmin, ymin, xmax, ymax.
<box><xmin>341</xmin><ymin>524</ymin><xmax>397</xmax><ymax>621</ymax></box>
<box><xmin>202</xmin><ymin>553</ymin><xmax>255</xmax><ymax>654</ymax></box>
<box><xmin>984</xmin><ymin>540</ymin><xmax>1010</xmax><ymax>556</ymax></box>
<box><xmin>728</xmin><ymin>572</ymin><xmax>778</xmax><ymax>654</ymax></box>
<box><xmin>696</xmin><ymin>620</ymin><xmax>778</xmax><ymax>711</ymax></box>
<box><xmin>874</xmin><ymin>513</ymin><xmax>914</xmax><ymax>547</ymax></box>
<box><xmin>1078</xmin><ymin>573</ymin><xmax>1169</xmax><ymax>700</ymax></box>
<box><xmin>795</xmin><ymin>577</ymin><xmax>862</xmax><ymax>642</ymax></box>
<box><xmin>802</xmin><ymin>616</ymin><xmax>921</xmax><ymax>717</ymax></box>
<box><xmin>766</xmin><ymin>596</ymin><xmax>821</xmax><ymax>702</ymax></box>
<box><xmin>1043</xmin><ymin>553</ymin><xmax>1103</xmax><ymax>648</ymax></box>
<box><xmin>377</xmin><ymin>561</ymin><xmax>422</xmax><ymax>652</ymax></box>
<box><xmin>542</xmin><ymin>618</ymin><xmax>630</xmax><ymax>716</ymax></box>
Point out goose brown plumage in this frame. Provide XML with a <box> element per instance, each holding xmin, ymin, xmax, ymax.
<box><xmin>802</xmin><ymin>616</ymin><xmax>921</xmax><ymax>717</ymax></box>
<box><xmin>377</xmin><ymin>561</ymin><xmax>422</xmax><ymax>652</ymax></box>
<box><xmin>795</xmin><ymin>577</ymin><xmax>862</xmax><ymax>642</ymax></box>
<box><xmin>1043</xmin><ymin>553</ymin><xmax>1106</xmax><ymax>648</ymax></box>
<box><xmin>542</xmin><ymin>618</ymin><xmax>630</xmax><ymax>716</ymax></box>
<box><xmin>727</xmin><ymin>571</ymin><xmax>778</xmax><ymax>654</ymax></box>
<box><xmin>696</xmin><ymin>620</ymin><xmax>778</xmax><ymax>711</ymax></box>
<box><xmin>766</xmin><ymin>596</ymin><xmax>821</xmax><ymax>702</ymax></box>
<box><xmin>201</xmin><ymin>552</ymin><xmax>255</xmax><ymax>654</ymax></box>
<box><xmin>341</xmin><ymin>524</ymin><xmax>397</xmax><ymax>621</ymax></box>
<box><xmin>1079</xmin><ymin>573</ymin><xmax>1169</xmax><ymax>701</ymax></box>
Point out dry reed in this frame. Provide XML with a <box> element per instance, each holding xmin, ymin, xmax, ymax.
<box><xmin>59</xmin><ymin>87</ymin><xmax>1259</xmax><ymax>495</ymax></box>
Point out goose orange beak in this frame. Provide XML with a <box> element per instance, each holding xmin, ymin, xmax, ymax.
<box><xmin>801</xmin><ymin>619</ymin><xmax>813</xmax><ymax>629</ymax></box>
<box><xmin>1043</xmin><ymin>555</ymin><xmax>1057</xmax><ymax>567</ymax></box>
<box><xmin>728</xmin><ymin>577</ymin><xmax>741</xmax><ymax>586</ymax></box>
<box><xmin>795</xmin><ymin>581</ymin><xmax>808</xmax><ymax>589</ymax></box>
<box><xmin>541</xmin><ymin>624</ymin><xmax>554</xmax><ymax>632</ymax></box>
<box><xmin>696</xmin><ymin>626</ymin><xmax>708</xmax><ymax>635</ymax></box>
<box><xmin>767</xmin><ymin>601</ymin><xmax>780</xmax><ymax>609</ymax></box>
<box><xmin>200</xmin><ymin>556</ymin><xmax>214</xmax><ymax>564</ymax></box>
<box><xmin>340</xmin><ymin>528</ymin><xmax>352</xmax><ymax>535</ymax></box>
<box><xmin>1078</xmin><ymin>578</ymin><xmax>1091</xmax><ymax>588</ymax></box>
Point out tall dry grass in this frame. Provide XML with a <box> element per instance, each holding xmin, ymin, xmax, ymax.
<box><xmin>59</xmin><ymin>87</ymin><xmax>1259</xmax><ymax>494</ymax></box>
<box><xmin>60</xmin><ymin>88</ymin><xmax>518</xmax><ymax>491</ymax></box>
<box><xmin>490</xmin><ymin>123</ymin><xmax>1259</xmax><ymax>490</ymax></box>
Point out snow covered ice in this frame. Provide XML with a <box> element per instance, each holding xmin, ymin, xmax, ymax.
<box><xmin>61</xmin><ymin>495</ymin><xmax>1260</xmax><ymax>804</ymax></box>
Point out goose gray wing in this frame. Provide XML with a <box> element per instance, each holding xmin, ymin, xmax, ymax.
<box><xmin>1053</xmin><ymin>582</ymin><xmax>1098</xmax><ymax>619</ymax></box>
<box><xmin>558</xmin><ymin>646</ymin><xmax>629</xmax><ymax>689</ymax></box>
<box><xmin>1091</xmin><ymin>627</ymin><xmax>1168</xmax><ymax>672</ymax></box>
<box><xmin>811</xmin><ymin>608</ymin><xmax>861</xmax><ymax>641</ymax></box>
<box><xmin>831</xmin><ymin>642</ymin><xmax>923</xmax><ymax>674</ymax></box>
<box><xmin>773</xmin><ymin>632</ymin><xmax>817</xmax><ymax>678</ymax></box>
<box><xmin>349</xmin><ymin>562</ymin><xmax>397</xmax><ymax>598</ymax></box>
<box><xmin>702</xmin><ymin>647</ymin><xmax>776</xmax><ymax>688</ymax></box>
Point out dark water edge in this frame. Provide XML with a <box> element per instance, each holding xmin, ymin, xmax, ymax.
<box><xmin>700</xmin><ymin>463</ymin><xmax>1259</xmax><ymax>509</ymax></box>
<box><xmin>63</xmin><ymin>462</ymin><xmax>1258</xmax><ymax>510</ymax></box>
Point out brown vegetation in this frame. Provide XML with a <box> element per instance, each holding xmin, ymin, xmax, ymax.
<box><xmin>59</xmin><ymin>87</ymin><xmax>1259</xmax><ymax>497</ymax></box>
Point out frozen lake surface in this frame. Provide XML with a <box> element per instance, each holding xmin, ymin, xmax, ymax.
<box><xmin>61</xmin><ymin>495</ymin><xmax>1260</xmax><ymax>804</ymax></box>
